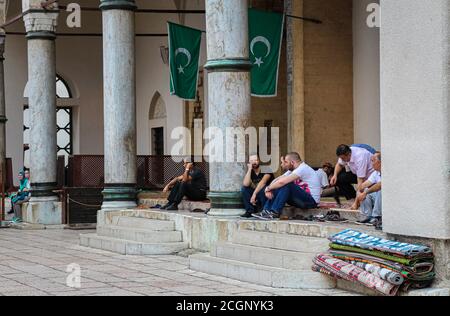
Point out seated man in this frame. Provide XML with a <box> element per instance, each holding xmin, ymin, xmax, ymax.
<box><xmin>253</xmin><ymin>152</ymin><xmax>322</xmax><ymax>220</ymax></box>
<box><xmin>316</xmin><ymin>162</ymin><xmax>334</xmax><ymax>197</ymax></box>
<box><xmin>9</xmin><ymin>169</ymin><xmax>31</xmax><ymax>223</ymax></box>
<box><xmin>330</xmin><ymin>144</ymin><xmax>375</xmax><ymax>206</ymax></box>
<box><xmin>352</xmin><ymin>152</ymin><xmax>382</xmax><ymax>229</ymax></box>
<box><xmin>161</xmin><ymin>158</ymin><xmax>207</xmax><ymax>211</ymax></box>
<box><xmin>241</xmin><ymin>154</ymin><xmax>274</xmax><ymax>218</ymax></box>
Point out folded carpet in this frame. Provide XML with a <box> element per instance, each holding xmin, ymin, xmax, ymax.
<box><xmin>328</xmin><ymin>229</ymin><xmax>432</xmax><ymax>258</ymax></box>
<box><xmin>312</xmin><ymin>253</ymin><xmax>400</xmax><ymax>296</ymax></box>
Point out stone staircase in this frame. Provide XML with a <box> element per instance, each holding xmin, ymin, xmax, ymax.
<box><xmin>189</xmin><ymin>229</ymin><xmax>336</xmax><ymax>289</ymax></box>
<box><xmin>80</xmin><ymin>215</ymin><xmax>188</xmax><ymax>255</ymax></box>
<box><xmin>189</xmin><ymin>223</ymin><xmax>449</xmax><ymax>296</ymax></box>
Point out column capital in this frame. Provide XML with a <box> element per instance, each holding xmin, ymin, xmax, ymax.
<box><xmin>23</xmin><ymin>10</ymin><xmax>59</xmax><ymax>40</ymax></box>
<box><xmin>100</xmin><ymin>0</ymin><xmax>137</xmax><ymax>11</ymax></box>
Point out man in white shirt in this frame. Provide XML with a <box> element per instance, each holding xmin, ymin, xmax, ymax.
<box><xmin>351</xmin><ymin>152</ymin><xmax>382</xmax><ymax>228</ymax></box>
<box><xmin>252</xmin><ymin>152</ymin><xmax>321</xmax><ymax>220</ymax></box>
<box><xmin>316</xmin><ymin>167</ymin><xmax>329</xmax><ymax>189</ymax></box>
<box><xmin>330</xmin><ymin>144</ymin><xmax>375</xmax><ymax>203</ymax></box>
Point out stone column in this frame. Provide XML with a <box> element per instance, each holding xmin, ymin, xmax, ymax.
<box><xmin>100</xmin><ymin>0</ymin><xmax>137</xmax><ymax>211</ymax></box>
<box><xmin>381</xmin><ymin>0</ymin><xmax>450</xmax><ymax>286</ymax></box>
<box><xmin>204</xmin><ymin>0</ymin><xmax>252</xmax><ymax>216</ymax></box>
<box><xmin>22</xmin><ymin>1</ymin><xmax>61</xmax><ymax>225</ymax></box>
<box><xmin>285</xmin><ymin>0</ymin><xmax>305</xmax><ymax>157</ymax></box>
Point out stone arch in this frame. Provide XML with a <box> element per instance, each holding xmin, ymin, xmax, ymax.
<box><xmin>148</xmin><ymin>91</ymin><xmax>167</xmax><ymax>155</ymax></box>
<box><xmin>149</xmin><ymin>91</ymin><xmax>167</xmax><ymax>120</ymax></box>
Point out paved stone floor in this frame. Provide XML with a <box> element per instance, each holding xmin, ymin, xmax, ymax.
<box><xmin>0</xmin><ymin>228</ymin><xmax>356</xmax><ymax>296</ymax></box>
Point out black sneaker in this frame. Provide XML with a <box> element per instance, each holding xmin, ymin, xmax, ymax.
<box><xmin>252</xmin><ymin>210</ymin><xmax>279</xmax><ymax>221</ymax></box>
<box><xmin>160</xmin><ymin>203</ymin><xmax>171</xmax><ymax>210</ymax></box>
<box><xmin>356</xmin><ymin>217</ymin><xmax>373</xmax><ymax>226</ymax></box>
<box><xmin>252</xmin><ymin>210</ymin><xmax>269</xmax><ymax>219</ymax></box>
<box><xmin>241</xmin><ymin>212</ymin><xmax>253</xmax><ymax>218</ymax></box>
<box><xmin>7</xmin><ymin>210</ymin><xmax>14</xmax><ymax>215</ymax></box>
<box><xmin>370</xmin><ymin>217</ymin><xmax>382</xmax><ymax>225</ymax></box>
<box><xmin>373</xmin><ymin>217</ymin><xmax>383</xmax><ymax>230</ymax></box>
<box><xmin>166</xmin><ymin>204</ymin><xmax>179</xmax><ymax>211</ymax></box>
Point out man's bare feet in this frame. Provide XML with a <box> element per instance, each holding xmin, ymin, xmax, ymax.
<box><xmin>339</xmin><ymin>199</ymin><xmax>355</xmax><ymax>210</ymax></box>
<box><xmin>350</xmin><ymin>203</ymin><xmax>359</xmax><ymax>211</ymax></box>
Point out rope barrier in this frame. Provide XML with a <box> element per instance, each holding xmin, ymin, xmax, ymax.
<box><xmin>67</xmin><ymin>197</ymin><xmax>101</xmax><ymax>208</ymax></box>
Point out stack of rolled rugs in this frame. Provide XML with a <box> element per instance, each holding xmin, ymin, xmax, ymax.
<box><xmin>312</xmin><ymin>229</ymin><xmax>435</xmax><ymax>296</ymax></box>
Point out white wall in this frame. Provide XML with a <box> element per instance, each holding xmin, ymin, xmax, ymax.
<box><xmin>353</xmin><ymin>0</ymin><xmax>380</xmax><ymax>150</ymax></box>
<box><xmin>4</xmin><ymin>0</ymin><xmax>206</xmax><ymax>181</ymax></box>
<box><xmin>381</xmin><ymin>0</ymin><xmax>450</xmax><ymax>239</ymax></box>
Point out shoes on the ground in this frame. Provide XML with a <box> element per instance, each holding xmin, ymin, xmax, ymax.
<box><xmin>252</xmin><ymin>210</ymin><xmax>279</xmax><ymax>221</ymax></box>
<box><xmin>251</xmin><ymin>210</ymin><xmax>269</xmax><ymax>218</ymax></box>
<box><xmin>373</xmin><ymin>217</ymin><xmax>383</xmax><ymax>230</ymax></box>
<box><xmin>324</xmin><ymin>212</ymin><xmax>348</xmax><ymax>223</ymax></box>
<box><xmin>356</xmin><ymin>217</ymin><xmax>373</xmax><ymax>225</ymax></box>
<box><xmin>160</xmin><ymin>203</ymin><xmax>171</xmax><ymax>210</ymax></box>
<box><xmin>241</xmin><ymin>211</ymin><xmax>253</xmax><ymax>218</ymax></box>
<box><xmin>370</xmin><ymin>217</ymin><xmax>382</xmax><ymax>226</ymax></box>
<box><xmin>11</xmin><ymin>217</ymin><xmax>22</xmax><ymax>224</ymax></box>
<box><xmin>166</xmin><ymin>204</ymin><xmax>179</xmax><ymax>211</ymax></box>
<box><xmin>7</xmin><ymin>209</ymin><xmax>14</xmax><ymax>215</ymax></box>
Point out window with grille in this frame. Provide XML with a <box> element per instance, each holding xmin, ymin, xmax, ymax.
<box><xmin>23</xmin><ymin>75</ymin><xmax>74</xmax><ymax>167</ymax></box>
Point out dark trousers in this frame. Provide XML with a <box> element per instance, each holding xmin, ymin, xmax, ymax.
<box><xmin>167</xmin><ymin>181</ymin><xmax>207</xmax><ymax>206</ymax></box>
<box><xmin>337</xmin><ymin>170</ymin><xmax>358</xmax><ymax>200</ymax></box>
<box><xmin>264</xmin><ymin>183</ymin><xmax>317</xmax><ymax>214</ymax></box>
<box><xmin>241</xmin><ymin>186</ymin><xmax>268</xmax><ymax>213</ymax></box>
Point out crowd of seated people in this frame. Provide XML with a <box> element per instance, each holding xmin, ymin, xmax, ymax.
<box><xmin>160</xmin><ymin>144</ymin><xmax>382</xmax><ymax>229</ymax></box>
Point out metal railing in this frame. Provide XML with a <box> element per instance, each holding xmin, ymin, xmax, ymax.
<box><xmin>66</xmin><ymin>155</ymin><xmax>210</xmax><ymax>190</ymax></box>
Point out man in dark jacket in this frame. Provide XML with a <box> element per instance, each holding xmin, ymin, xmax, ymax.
<box><xmin>161</xmin><ymin>158</ymin><xmax>207</xmax><ymax>211</ymax></box>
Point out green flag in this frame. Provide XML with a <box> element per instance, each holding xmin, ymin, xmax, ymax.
<box><xmin>168</xmin><ymin>22</ymin><xmax>202</xmax><ymax>101</ymax></box>
<box><xmin>249</xmin><ymin>9</ymin><xmax>285</xmax><ymax>97</ymax></box>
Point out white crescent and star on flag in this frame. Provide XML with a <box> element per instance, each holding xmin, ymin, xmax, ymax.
<box><xmin>250</xmin><ymin>36</ymin><xmax>271</xmax><ymax>68</ymax></box>
<box><xmin>175</xmin><ymin>47</ymin><xmax>192</xmax><ymax>74</ymax></box>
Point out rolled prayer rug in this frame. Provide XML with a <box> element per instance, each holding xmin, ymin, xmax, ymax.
<box><xmin>313</xmin><ymin>253</ymin><xmax>400</xmax><ymax>296</ymax></box>
<box><xmin>350</xmin><ymin>261</ymin><xmax>404</xmax><ymax>285</ymax></box>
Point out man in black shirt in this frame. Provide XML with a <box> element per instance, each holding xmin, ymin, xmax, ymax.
<box><xmin>161</xmin><ymin>158</ymin><xmax>207</xmax><ymax>211</ymax></box>
<box><xmin>241</xmin><ymin>154</ymin><xmax>274</xmax><ymax>218</ymax></box>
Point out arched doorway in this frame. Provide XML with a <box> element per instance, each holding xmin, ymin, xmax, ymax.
<box><xmin>149</xmin><ymin>91</ymin><xmax>167</xmax><ymax>156</ymax></box>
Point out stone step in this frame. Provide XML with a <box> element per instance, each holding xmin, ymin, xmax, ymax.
<box><xmin>212</xmin><ymin>242</ymin><xmax>316</xmax><ymax>270</ymax></box>
<box><xmin>111</xmin><ymin>216</ymin><xmax>175</xmax><ymax>231</ymax></box>
<box><xmin>282</xmin><ymin>207</ymin><xmax>365</xmax><ymax>222</ymax></box>
<box><xmin>80</xmin><ymin>233</ymin><xmax>188</xmax><ymax>255</ymax></box>
<box><xmin>237</xmin><ymin>220</ymin><xmax>387</xmax><ymax>239</ymax></box>
<box><xmin>97</xmin><ymin>226</ymin><xmax>183</xmax><ymax>243</ymax></box>
<box><xmin>139</xmin><ymin>198</ymin><xmax>210</xmax><ymax>212</ymax></box>
<box><xmin>233</xmin><ymin>230</ymin><xmax>330</xmax><ymax>253</ymax></box>
<box><xmin>189</xmin><ymin>253</ymin><xmax>336</xmax><ymax>289</ymax></box>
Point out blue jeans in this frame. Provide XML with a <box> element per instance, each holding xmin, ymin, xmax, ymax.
<box><xmin>241</xmin><ymin>186</ymin><xmax>268</xmax><ymax>213</ymax></box>
<box><xmin>264</xmin><ymin>183</ymin><xmax>318</xmax><ymax>214</ymax></box>
<box><xmin>360</xmin><ymin>191</ymin><xmax>382</xmax><ymax>218</ymax></box>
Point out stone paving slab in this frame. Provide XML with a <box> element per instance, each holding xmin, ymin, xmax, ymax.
<box><xmin>0</xmin><ymin>228</ymin><xmax>358</xmax><ymax>296</ymax></box>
